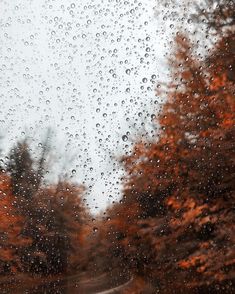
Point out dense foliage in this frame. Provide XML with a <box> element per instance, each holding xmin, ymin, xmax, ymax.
<box><xmin>92</xmin><ymin>1</ymin><xmax>235</xmax><ymax>292</ymax></box>
<box><xmin>0</xmin><ymin>141</ymin><xmax>88</xmax><ymax>278</ymax></box>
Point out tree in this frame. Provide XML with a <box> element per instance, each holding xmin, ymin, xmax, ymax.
<box><xmin>104</xmin><ymin>11</ymin><xmax>235</xmax><ymax>292</ymax></box>
<box><xmin>0</xmin><ymin>173</ymin><xmax>31</xmax><ymax>274</ymax></box>
<box><xmin>5</xmin><ymin>139</ymin><xmax>88</xmax><ymax>276</ymax></box>
<box><xmin>194</xmin><ymin>0</ymin><xmax>235</xmax><ymax>34</ymax></box>
<box><xmin>39</xmin><ymin>181</ymin><xmax>87</xmax><ymax>274</ymax></box>
<box><xmin>7</xmin><ymin>140</ymin><xmax>38</xmax><ymax>200</ymax></box>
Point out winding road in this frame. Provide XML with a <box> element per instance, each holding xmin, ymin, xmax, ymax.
<box><xmin>4</xmin><ymin>273</ymin><xmax>132</xmax><ymax>294</ymax></box>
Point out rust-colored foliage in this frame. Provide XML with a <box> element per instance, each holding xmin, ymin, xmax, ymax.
<box><xmin>0</xmin><ymin>173</ymin><xmax>31</xmax><ymax>274</ymax></box>
<box><xmin>0</xmin><ymin>141</ymin><xmax>88</xmax><ymax>278</ymax></box>
<box><xmin>97</xmin><ymin>11</ymin><xmax>235</xmax><ymax>293</ymax></box>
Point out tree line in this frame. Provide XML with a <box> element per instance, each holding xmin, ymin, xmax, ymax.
<box><xmin>88</xmin><ymin>1</ymin><xmax>235</xmax><ymax>292</ymax></box>
<box><xmin>0</xmin><ymin>140</ymin><xmax>89</xmax><ymax>277</ymax></box>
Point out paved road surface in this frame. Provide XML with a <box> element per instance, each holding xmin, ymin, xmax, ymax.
<box><xmin>1</xmin><ymin>273</ymin><xmax>132</xmax><ymax>294</ymax></box>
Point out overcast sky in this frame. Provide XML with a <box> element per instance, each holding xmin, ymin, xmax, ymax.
<box><xmin>0</xmin><ymin>0</ymin><xmax>193</xmax><ymax>212</ymax></box>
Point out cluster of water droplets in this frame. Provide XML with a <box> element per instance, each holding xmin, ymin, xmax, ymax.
<box><xmin>0</xmin><ymin>0</ymin><xmax>186</xmax><ymax>212</ymax></box>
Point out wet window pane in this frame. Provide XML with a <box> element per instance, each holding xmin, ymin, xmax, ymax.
<box><xmin>0</xmin><ymin>0</ymin><xmax>234</xmax><ymax>293</ymax></box>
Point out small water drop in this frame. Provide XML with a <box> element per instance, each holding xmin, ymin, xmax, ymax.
<box><xmin>122</xmin><ymin>135</ymin><xmax>128</xmax><ymax>142</ymax></box>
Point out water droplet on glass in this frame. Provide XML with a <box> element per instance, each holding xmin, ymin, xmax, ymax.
<box><xmin>122</xmin><ymin>135</ymin><xmax>128</xmax><ymax>142</ymax></box>
<box><xmin>93</xmin><ymin>227</ymin><xmax>98</xmax><ymax>233</ymax></box>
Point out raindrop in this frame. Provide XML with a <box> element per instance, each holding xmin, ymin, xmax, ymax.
<box><xmin>122</xmin><ymin>135</ymin><xmax>128</xmax><ymax>142</ymax></box>
<box><xmin>93</xmin><ymin>227</ymin><xmax>98</xmax><ymax>233</ymax></box>
<box><xmin>142</xmin><ymin>78</ymin><xmax>147</xmax><ymax>83</ymax></box>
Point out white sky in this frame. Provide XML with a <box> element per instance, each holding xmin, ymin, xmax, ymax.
<box><xmin>0</xmin><ymin>0</ymin><xmax>193</xmax><ymax>213</ymax></box>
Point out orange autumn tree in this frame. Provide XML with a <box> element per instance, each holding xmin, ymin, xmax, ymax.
<box><xmin>104</xmin><ymin>28</ymin><xmax>235</xmax><ymax>293</ymax></box>
<box><xmin>4</xmin><ymin>140</ymin><xmax>89</xmax><ymax>276</ymax></box>
<box><xmin>123</xmin><ymin>32</ymin><xmax>234</xmax><ymax>209</ymax></box>
<box><xmin>155</xmin><ymin>32</ymin><xmax>235</xmax><ymax>290</ymax></box>
<box><xmin>0</xmin><ymin>173</ymin><xmax>31</xmax><ymax>274</ymax></box>
<box><xmin>158</xmin><ymin>33</ymin><xmax>235</xmax><ymax>201</ymax></box>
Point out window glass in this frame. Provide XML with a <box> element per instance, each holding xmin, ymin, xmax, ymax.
<box><xmin>0</xmin><ymin>0</ymin><xmax>234</xmax><ymax>293</ymax></box>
